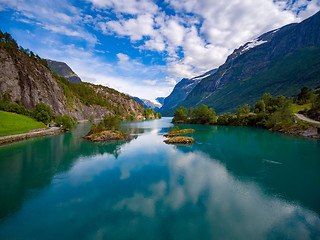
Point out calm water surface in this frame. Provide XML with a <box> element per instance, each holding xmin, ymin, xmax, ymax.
<box><xmin>0</xmin><ymin>117</ymin><xmax>320</xmax><ymax>240</ymax></box>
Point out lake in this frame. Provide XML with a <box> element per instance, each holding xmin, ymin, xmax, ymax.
<box><xmin>0</xmin><ymin>117</ymin><xmax>320</xmax><ymax>240</ymax></box>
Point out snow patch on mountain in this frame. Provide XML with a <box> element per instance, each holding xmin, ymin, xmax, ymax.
<box><xmin>241</xmin><ymin>39</ymin><xmax>268</xmax><ymax>53</ymax></box>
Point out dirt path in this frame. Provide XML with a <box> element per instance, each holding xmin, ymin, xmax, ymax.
<box><xmin>0</xmin><ymin>127</ymin><xmax>62</xmax><ymax>145</ymax></box>
<box><xmin>295</xmin><ymin>114</ymin><xmax>320</xmax><ymax>124</ymax></box>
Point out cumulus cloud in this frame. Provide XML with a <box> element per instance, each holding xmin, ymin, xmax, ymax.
<box><xmin>117</xmin><ymin>53</ymin><xmax>130</xmax><ymax>63</ymax></box>
<box><xmin>93</xmin><ymin>0</ymin><xmax>320</xmax><ymax>80</ymax></box>
<box><xmin>143</xmin><ymin>79</ymin><xmax>158</xmax><ymax>85</ymax></box>
<box><xmin>87</xmin><ymin>0</ymin><xmax>159</xmax><ymax>15</ymax></box>
<box><xmin>101</xmin><ymin>14</ymin><xmax>156</xmax><ymax>41</ymax></box>
<box><xmin>2</xmin><ymin>0</ymin><xmax>319</xmax><ymax>99</ymax></box>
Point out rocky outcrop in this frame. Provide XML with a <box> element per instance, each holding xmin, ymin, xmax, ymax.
<box><xmin>46</xmin><ymin>59</ymin><xmax>81</xmax><ymax>83</ymax></box>
<box><xmin>164</xmin><ymin>136</ymin><xmax>195</xmax><ymax>144</ymax></box>
<box><xmin>83</xmin><ymin>130</ymin><xmax>128</xmax><ymax>142</ymax></box>
<box><xmin>0</xmin><ymin>47</ymin><xmax>145</xmax><ymax>120</ymax></box>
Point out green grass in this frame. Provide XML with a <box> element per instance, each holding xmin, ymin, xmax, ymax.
<box><xmin>0</xmin><ymin>111</ymin><xmax>46</xmax><ymax>137</ymax></box>
<box><xmin>291</xmin><ymin>103</ymin><xmax>312</xmax><ymax>113</ymax></box>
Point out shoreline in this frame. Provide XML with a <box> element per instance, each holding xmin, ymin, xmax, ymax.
<box><xmin>0</xmin><ymin>127</ymin><xmax>62</xmax><ymax>145</ymax></box>
<box><xmin>172</xmin><ymin>117</ymin><xmax>320</xmax><ymax>140</ymax></box>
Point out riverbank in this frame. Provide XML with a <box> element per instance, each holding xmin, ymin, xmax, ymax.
<box><xmin>0</xmin><ymin>127</ymin><xmax>62</xmax><ymax>145</ymax></box>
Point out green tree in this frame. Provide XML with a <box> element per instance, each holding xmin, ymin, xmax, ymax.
<box><xmin>262</xmin><ymin>93</ymin><xmax>274</xmax><ymax>108</ymax></box>
<box><xmin>54</xmin><ymin>115</ymin><xmax>63</xmax><ymax>127</ymax></box>
<box><xmin>62</xmin><ymin>114</ymin><xmax>74</xmax><ymax>130</ymax></box>
<box><xmin>33</xmin><ymin>102</ymin><xmax>52</xmax><ymax>124</ymax></box>
<box><xmin>297</xmin><ymin>87</ymin><xmax>311</xmax><ymax>105</ymax></box>
<box><xmin>103</xmin><ymin>115</ymin><xmax>120</xmax><ymax>130</ymax></box>
<box><xmin>173</xmin><ymin>106</ymin><xmax>188</xmax><ymax>122</ymax></box>
<box><xmin>254</xmin><ymin>100</ymin><xmax>265</xmax><ymax>114</ymax></box>
<box><xmin>155</xmin><ymin>112</ymin><xmax>162</xmax><ymax>119</ymax></box>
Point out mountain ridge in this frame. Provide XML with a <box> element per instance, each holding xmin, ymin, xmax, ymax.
<box><xmin>0</xmin><ymin>31</ymin><xmax>145</xmax><ymax>120</ymax></box>
<box><xmin>175</xmin><ymin>11</ymin><xmax>320</xmax><ymax>114</ymax></box>
<box><xmin>160</xmin><ymin>68</ymin><xmax>217</xmax><ymax>115</ymax></box>
<box><xmin>46</xmin><ymin>59</ymin><xmax>82</xmax><ymax>83</ymax></box>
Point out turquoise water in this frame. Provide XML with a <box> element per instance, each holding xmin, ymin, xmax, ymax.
<box><xmin>0</xmin><ymin>117</ymin><xmax>320</xmax><ymax>239</ymax></box>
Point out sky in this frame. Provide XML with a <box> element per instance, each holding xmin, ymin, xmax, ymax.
<box><xmin>0</xmin><ymin>0</ymin><xmax>319</xmax><ymax>101</ymax></box>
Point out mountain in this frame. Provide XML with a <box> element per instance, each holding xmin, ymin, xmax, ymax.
<box><xmin>160</xmin><ymin>69</ymin><xmax>217</xmax><ymax>116</ymax></box>
<box><xmin>130</xmin><ymin>96</ymin><xmax>162</xmax><ymax>111</ymax></box>
<box><xmin>156</xmin><ymin>97</ymin><xmax>165</xmax><ymax>105</ymax></box>
<box><xmin>177</xmin><ymin>11</ymin><xmax>320</xmax><ymax>114</ymax></box>
<box><xmin>0</xmin><ymin>32</ymin><xmax>145</xmax><ymax>120</ymax></box>
<box><xmin>46</xmin><ymin>59</ymin><xmax>82</xmax><ymax>83</ymax></box>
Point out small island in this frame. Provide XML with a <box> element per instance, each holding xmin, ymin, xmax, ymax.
<box><xmin>83</xmin><ymin>116</ymin><xmax>129</xmax><ymax>142</ymax></box>
<box><xmin>163</xmin><ymin>126</ymin><xmax>195</xmax><ymax>144</ymax></box>
<box><xmin>164</xmin><ymin>136</ymin><xmax>195</xmax><ymax>144</ymax></box>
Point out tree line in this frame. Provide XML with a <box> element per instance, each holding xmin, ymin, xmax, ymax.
<box><xmin>172</xmin><ymin>87</ymin><xmax>320</xmax><ymax>131</ymax></box>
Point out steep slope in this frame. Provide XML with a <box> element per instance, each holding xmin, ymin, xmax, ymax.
<box><xmin>160</xmin><ymin>69</ymin><xmax>217</xmax><ymax>115</ymax></box>
<box><xmin>181</xmin><ymin>11</ymin><xmax>320</xmax><ymax>114</ymax></box>
<box><xmin>0</xmin><ymin>32</ymin><xmax>145</xmax><ymax>120</ymax></box>
<box><xmin>46</xmin><ymin>59</ymin><xmax>82</xmax><ymax>83</ymax></box>
<box><xmin>156</xmin><ymin>97</ymin><xmax>165</xmax><ymax>105</ymax></box>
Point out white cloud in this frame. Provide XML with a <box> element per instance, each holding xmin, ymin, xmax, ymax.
<box><xmin>164</xmin><ymin>77</ymin><xmax>177</xmax><ymax>86</ymax></box>
<box><xmin>93</xmin><ymin>0</ymin><xmax>320</xmax><ymax>81</ymax></box>
<box><xmin>100</xmin><ymin>14</ymin><xmax>156</xmax><ymax>41</ymax></box>
<box><xmin>143</xmin><ymin>79</ymin><xmax>158</xmax><ymax>85</ymax></box>
<box><xmin>116</xmin><ymin>53</ymin><xmax>130</xmax><ymax>63</ymax></box>
<box><xmin>87</xmin><ymin>0</ymin><xmax>159</xmax><ymax>15</ymax></box>
<box><xmin>37</xmin><ymin>44</ymin><xmax>172</xmax><ymax>99</ymax></box>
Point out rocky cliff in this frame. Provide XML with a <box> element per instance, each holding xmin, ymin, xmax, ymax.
<box><xmin>0</xmin><ymin>39</ymin><xmax>145</xmax><ymax>120</ymax></box>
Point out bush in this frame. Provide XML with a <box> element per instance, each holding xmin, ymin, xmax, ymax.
<box><xmin>174</xmin><ymin>126</ymin><xmax>180</xmax><ymax>132</ymax></box>
<box><xmin>35</xmin><ymin>110</ymin><xmax>51</xmax><ymax>125</ymax></box>
<box><xmin>173</xmin><ymin>106</ymin><xmax>188</xmax><ymax>122</ymax></box>
<box><xmin>62</xmin><ymin>114</ymin><xmax>74</xmax><ymax>130</ymax></box>
<box><xmin>102</xmin><ymin>115</ymin><xmax>120</xmax><ymax>130</ymax></box>
<box><xmin>54</xmin><ymin>115</ymin><xmax>63</xmax><ymax>127</ymax></box>
<box><xmin>33</xmin><ymin>102</ymin><xmax>52</xmax><ymax>124</ymax></box>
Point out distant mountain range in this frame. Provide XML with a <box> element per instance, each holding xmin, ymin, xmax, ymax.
<box><xmin>46</xmin><ymin>59</ymin><xmax>82</xmax><ymax>83</ymax></box>
<box><xmin>160</xmin><ymin>69</ymin><xmax>217</xmax><ymax>116</ymax></box>
<box><xmin>130</xmin><ymin>96</ymin><xmax>163</xmax><ymax>111</ymax></box>
<box><xmin>161</xmin><ymin>11</ymin><xmax>320</xmax><ymax>115</ymax></box>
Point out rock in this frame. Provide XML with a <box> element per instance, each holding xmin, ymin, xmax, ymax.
<box><xmin>83</xmin><ymin>130</ymin><xmax>128</xmax><ymax>142</ymax></box>
<box><xmin>164</xmin><ymin>136</ymin><xmax>195</xmax><ymax>144</ymax></box>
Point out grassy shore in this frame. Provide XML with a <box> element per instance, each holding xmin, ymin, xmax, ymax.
<box><xmin>291</xmin><ymin>103</ymin><xmax>312</xmax><ymax>113</ymax></box>
<box><xmin>0</xmin><ymin>111</ymin><xmax>46</xmax><ymax>137</ymax></box>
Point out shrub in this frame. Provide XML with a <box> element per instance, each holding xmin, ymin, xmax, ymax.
<box><xmin>33</xmin><ymin>102</ymin><xmax>52</xmax><ymax>124</ymax></box>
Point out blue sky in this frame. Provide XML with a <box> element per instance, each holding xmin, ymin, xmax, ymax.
<box><xmin>0</xmin><ymin>0</ymin><xmax>319</xmax><ymax>101</ymax></box>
